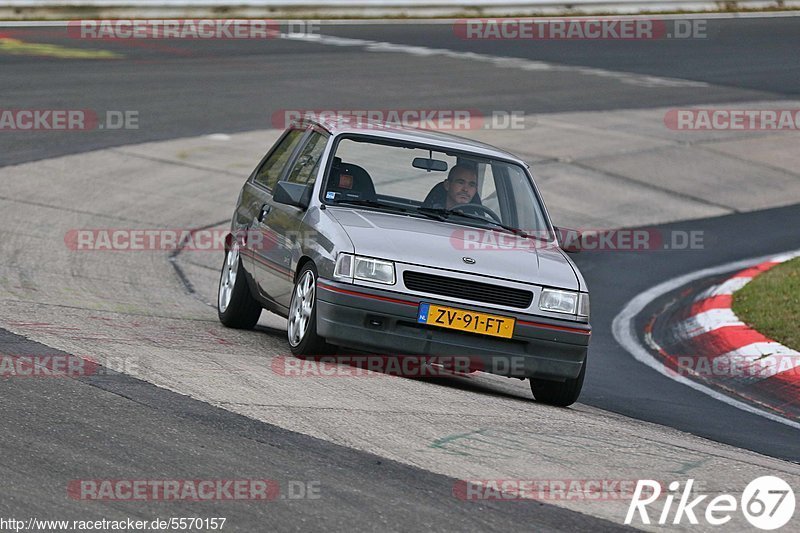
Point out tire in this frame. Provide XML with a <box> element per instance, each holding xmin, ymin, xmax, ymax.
<box><xmin>530</xmin><ymin>361</ymin><xmax>585</xmax><ymax>407</ymax></box>
<box><xmin>287</xmin><ymin>263</ymin><xmax>334</xmax><ymax>356</ymax></box>
<box><xmin>217</xmin><ymin>241</ymin><xmax>261</xmax><ymax>329</ymax></box>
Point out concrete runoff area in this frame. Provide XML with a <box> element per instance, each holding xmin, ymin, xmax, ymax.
<box><xmin>1</xmin><ymin>102</ymin><xmax>799</xmax><ymax>529</ymax></box>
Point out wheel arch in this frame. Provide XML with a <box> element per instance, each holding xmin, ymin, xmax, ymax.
<box><xmin>295</xmin><ymin>256</ymin><xmax>316</xmax><ymax>283</ymax></box>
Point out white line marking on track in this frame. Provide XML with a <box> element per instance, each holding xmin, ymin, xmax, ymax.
<box><xmin>283</xmin><ymin>33</ymin><xmax>709</xmax><ymax>88</ymax></box>
<box><xmin>612</xmin><ymin>248</ymin><xmax>800</xmax><ymax>430</ymax></box>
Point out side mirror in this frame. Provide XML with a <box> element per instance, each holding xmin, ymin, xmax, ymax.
<box><xmin>555</xmin><ymin>227</ymin><xmax>582</xmax><ymax>254</ymax></box>
<box><xmin>273</xmin><ymin>181</ymin><xmax>310</xmax><ymax>209</ymax></box>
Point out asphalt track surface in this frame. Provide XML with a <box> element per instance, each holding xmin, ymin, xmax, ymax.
<box><xmin>2</xmin><ymin>17</ymin><xmax>799</xmax><ymax>166</ymax></box>
<box><xmin>1</xmin><ymin>18</ymin><xmax>799</xmax><ymax>531</ymax></box>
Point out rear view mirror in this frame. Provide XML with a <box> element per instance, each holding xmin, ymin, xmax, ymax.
<box><xmin>412</xmin><ymin>157</ymin><xmax>448</xmax><ymax>172</ymax></box>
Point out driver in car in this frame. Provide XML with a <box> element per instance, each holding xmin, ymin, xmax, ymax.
<box><xmin>422</xmin><ymin>164</ymin><xmax>481</xmax><ymax>209</ymax></box>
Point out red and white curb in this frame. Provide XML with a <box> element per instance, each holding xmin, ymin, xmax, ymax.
<box><xmin>613</xmin><ymin>249</ymin><xmax>800</xmax><ymax>429</ymax></box>
<box><xmin>672</xmin><ymin>252</ymin><xmax>800</xmax><ymax>386</ymax></box>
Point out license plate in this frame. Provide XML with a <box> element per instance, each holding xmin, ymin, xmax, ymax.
<box><xmin>416</xmin><ymin>303</ymin><xmax>515</xmax><ymax>339</ymax></box>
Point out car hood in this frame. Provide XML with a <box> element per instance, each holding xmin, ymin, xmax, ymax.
<box><xmin>328</xmin><ymin>208</ymin><xmax>580</xmax><ymax>290</ymax></box>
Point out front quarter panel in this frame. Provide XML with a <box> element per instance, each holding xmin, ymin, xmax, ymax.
<box><xmin>560</xmin><ymin>249</ymin><xmax>588</xmax><ymax>293</ymax></box>
<box><xmin>295</xmin><ymin>205</ymin><xmax>355</xmax><ymax>282</ymax></box>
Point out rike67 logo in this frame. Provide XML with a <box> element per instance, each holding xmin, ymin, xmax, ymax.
<box><xmin>626</xmin><ymin>477</ymin><xmax>795</xmax><ymax>530</ymax></box>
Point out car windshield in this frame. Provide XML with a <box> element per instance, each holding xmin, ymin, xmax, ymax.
<box><xmin>323</xmin><ymin>136</ymin><xmax>553</xmax><ymax>240</ymax></box>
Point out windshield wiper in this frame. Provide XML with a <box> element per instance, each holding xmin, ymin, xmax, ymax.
<box><xmin>416</xmin><ymin>207</ymin><xmax>543</xmax><ymax>241</ymax></box>
<box><xmin>331</xmin><ymin>198</ymin><xmax>410</xmax><ymax>214</ymax></box>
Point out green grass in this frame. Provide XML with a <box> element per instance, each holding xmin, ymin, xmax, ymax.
<box><xmin>733</xmin><ymin>257</ymin><xmax>800</xmax><ymax>350</ymax></box>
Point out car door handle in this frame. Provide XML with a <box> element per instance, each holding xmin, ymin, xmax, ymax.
<box><xmin>257</xmin><ymin>204</ymin><xmax>271</xmax><ymax>222</ymax></box>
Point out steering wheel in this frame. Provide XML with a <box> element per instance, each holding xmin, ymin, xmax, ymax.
<box><xmin>451</xmin><ymin>203</ymin><xmax>502</xmax><ymax>224</ymax></box>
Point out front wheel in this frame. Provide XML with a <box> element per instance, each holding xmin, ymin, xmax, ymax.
<box><xmin>530</xmin><ymin>361</ymin><xmax>585</xmax><ymax>407</ymax></box>
<box><xmin>287</xmin><ymin>264</ymin><xmax>335</xmax><ymax>355</ymax></box>
<box><xmin>217</xmin><ymin>241</ymin><xmax>261</xmax><ymax>329</ymax></box>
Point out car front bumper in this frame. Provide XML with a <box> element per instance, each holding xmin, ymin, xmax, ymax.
<box><xmin>316</xmin><ymin>279</ymin><xmax>590</xmax><ymax>381</ymax></box>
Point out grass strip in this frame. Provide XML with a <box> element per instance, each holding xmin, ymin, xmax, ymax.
<box><xmin>733</xmin><ymin>257</ymin><xmax>800</xmax><ymax>350</ymax></box>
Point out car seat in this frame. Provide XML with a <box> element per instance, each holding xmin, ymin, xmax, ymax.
<box><xmin>326</xmin><ymin>157</ymin><xmax>377</xmax><ymax>202</ymax></box>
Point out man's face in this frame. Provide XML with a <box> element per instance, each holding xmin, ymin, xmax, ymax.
<box><xmin>444</xmin><ymin>169</ymin><xmax>478</xmax><ymax>208</ymax></box>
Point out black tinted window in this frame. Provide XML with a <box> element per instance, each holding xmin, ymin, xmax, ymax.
<box><xmin>253</xmin><ymin>129</ymin><xmax>304</xmax><ymax>189</ymax></box>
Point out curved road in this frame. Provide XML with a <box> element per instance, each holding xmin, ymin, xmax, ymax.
<box><xmin>1</xmin><ymin>17</ymin><xmax>799</xmax><ymax>531</ymax></box>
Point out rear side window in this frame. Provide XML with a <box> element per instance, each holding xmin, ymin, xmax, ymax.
<box><xmin>285</xmin><ymin>131</ymin><xmax>329</xmax><ymax>185</ymax></box>
<box><xmin>253</xmin><ymin>129</ymin><xmax>304</xmax><ymax>190</ymax></box>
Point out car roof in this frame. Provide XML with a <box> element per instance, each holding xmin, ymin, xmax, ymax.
<box><xmin>297</xmin><ymin>115</ymin><xmax>528</xmax><ymax>166</ymax></box>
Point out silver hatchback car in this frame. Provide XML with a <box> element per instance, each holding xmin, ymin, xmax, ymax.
<box><xmin>217</xmin><ymin>116</ymin><xmax>590</xmax><ymax>406</ymax></box>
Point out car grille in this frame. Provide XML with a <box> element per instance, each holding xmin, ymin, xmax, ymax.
<box><xmin>403</xmin><ymin>271</ymin><xmax>533</xmax><ymax>309</ymax></box>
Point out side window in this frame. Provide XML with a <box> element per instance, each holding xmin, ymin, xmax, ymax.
<box><xmin>285</xmin><ymin>131</ymin><xmax>329</xmax><ymax>185</ymax></box>
<box><xmin>253</xmin><ymin>129</ymin><xmax>304</xmax><ymax>190</ymax></box>
<box><xmin>504</xmin><ymin>166</ymin><xmax>549</xmax><ymax>234</ymax></box>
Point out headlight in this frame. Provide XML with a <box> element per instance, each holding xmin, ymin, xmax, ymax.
<box><xmin>334</xmin><ymin>253</ymin><xmax>395</xmax><ymax>285</ymax></box>
<box><xmin>354</xmin><ymin>256</ymin><xmax>395</xmax><ymax>284</ymax></box>
<box><xmin>539</xmin><ymin>289</ymin><xmax>578</xmax><ymax>315</ymax></box>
